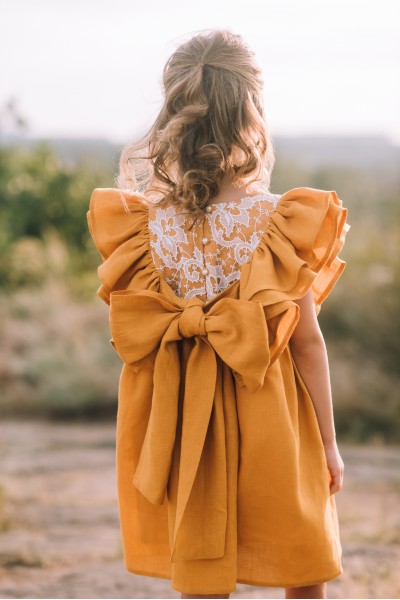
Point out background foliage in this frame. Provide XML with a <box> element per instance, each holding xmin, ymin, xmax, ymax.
<box><xmin>1</xmin><ymin>105</ymin><xmax>399</xmax><ymax>442</ymax></box>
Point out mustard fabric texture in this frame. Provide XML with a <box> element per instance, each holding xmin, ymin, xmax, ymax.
<box><xmin>87</xmin><ymin>186</ymin><xmax>350</xmax><ymax>595</ymax></box>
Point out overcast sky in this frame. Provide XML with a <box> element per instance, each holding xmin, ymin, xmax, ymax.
<box><xmin>1</xmin><ymin>0</ymin><xmax>399</xmax><ymax>144</ymax></box>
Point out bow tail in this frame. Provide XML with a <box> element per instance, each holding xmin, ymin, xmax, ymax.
<box><xmin>133</xmin><ymin>323</ymin><xmax>182</xmax><ymax>505</ymax></box>
<box><xmin>171</xmin><ymin>338</ymin><xmax>228</xmax><ymax>562</ymax></box>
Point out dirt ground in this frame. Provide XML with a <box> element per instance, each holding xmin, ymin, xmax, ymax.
<box><xmin>0</xmin><ymin>420</ymin><xmax>399</xmax><ymax>600</ymax></box>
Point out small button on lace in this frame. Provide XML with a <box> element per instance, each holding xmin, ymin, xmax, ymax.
<box><xmin>202</xmin><ymin>267</ymin><xmax>209</xmax><ymax>275</ymax></box>
<box><xmin>202</xmin><ymin>237</ymin><xmax>209</xmax><ymax>245</ymax></box>
<box><xmin>205</xmin><ymin>205</ymin><xmax>212</xmax><ymax>213</ymax></box>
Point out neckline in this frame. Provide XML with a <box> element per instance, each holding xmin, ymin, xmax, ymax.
<box><xmin>205</xmin><ymin>193</ymin><xmax>279</xmax><ymax>209</ymax></box>
<box><xmin>165</xmin><ymin>192</ymin><xmax>281</xmax><ymax>218</ymax></box>
<box><xmin>125</xmin><ymin>190</ymin><xmax>281</xmax><ymax>214</ymax></box>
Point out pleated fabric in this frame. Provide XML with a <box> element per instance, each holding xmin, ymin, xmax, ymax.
<box><xmin>87</xmin><ymin>186</ymin><xmax>350</xmax><ymax>594</ymax></box>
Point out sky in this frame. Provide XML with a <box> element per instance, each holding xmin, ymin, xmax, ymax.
<box><xmin>1</xmin><ymin>0</ymin><xmax>399</xmax><ymax>145</ymax></box>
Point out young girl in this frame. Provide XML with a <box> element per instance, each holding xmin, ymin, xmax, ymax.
<box><xmin>87</xmin><ymin>29</ymin><xmax>350</xmax><ymax>600</ymax></box>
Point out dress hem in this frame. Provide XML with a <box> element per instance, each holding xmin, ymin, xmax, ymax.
<box><xmin>124</xmin><ymin>565</ymin><xmax>343</xmax><ymax>595</ymax></box>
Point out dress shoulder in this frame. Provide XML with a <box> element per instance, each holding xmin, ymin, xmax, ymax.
<box><xmin>240</xmin><ymin>186</ymin><xmax>351</xmax><ymax>315</ymax></box>
<box><xmin>87</xmin><ymin>188</ymin><xmax>159</xmax><ymax>304</ymax></box>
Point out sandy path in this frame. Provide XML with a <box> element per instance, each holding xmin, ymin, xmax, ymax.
<box><xmin>0</xmin><ymin>421</ymin><xmax>399</xmax><ymax>599</ymax></box>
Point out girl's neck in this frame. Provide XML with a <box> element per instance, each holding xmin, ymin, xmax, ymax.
<box><xmin>209</xmin><ymin>175</ymin><xmax>261</xmax><ymax>205</ymax></box>
<box><xmin>148</xmin><ymin>170</ymin><xmax>263</xmax><ymax>205</ymax></box>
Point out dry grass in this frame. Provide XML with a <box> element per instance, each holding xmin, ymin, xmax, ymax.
<box><xmin>0</xmin><ymin>281</ymin><xmax>121</xmax><ymax>419</ymax></box>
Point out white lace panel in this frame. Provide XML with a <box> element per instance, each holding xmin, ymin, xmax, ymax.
<box><xmin>148</xmin><ymin>194</ymin><xmax>281</xmax><ymax>302</ymax></box>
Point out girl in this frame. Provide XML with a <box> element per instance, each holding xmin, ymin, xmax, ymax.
<box><xmin>87</xmin><ymin>28</ymin><xmax>350</xmax><ymax>600</ymax></box>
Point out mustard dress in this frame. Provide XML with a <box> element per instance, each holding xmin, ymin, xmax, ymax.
<box><xmin>87</xmin><ymin>186</ymin><xmax>350</xmax><ymax>595</ymax></box>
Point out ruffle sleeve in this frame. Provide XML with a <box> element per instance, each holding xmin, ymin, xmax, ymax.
<box><xmin>87</xmin><ymin>188</ymin><xmax>160</xmax><ymax>304</ymax></box>
<box><xmin>240</xmin><ymin>187</ymin><xmax>351</xmax><ymax>316</ymax></box>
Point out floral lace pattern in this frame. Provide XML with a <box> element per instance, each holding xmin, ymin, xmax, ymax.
<box><xmin>148</xmin><ymin>194</ymin><xmax>281</xmax><ymax>301</ymax></box>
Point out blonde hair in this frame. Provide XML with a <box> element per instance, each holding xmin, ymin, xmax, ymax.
<box><xmin>116</xmin><ymin>29</ymin><xmax>275</xmax><ymax>216</ymax></box>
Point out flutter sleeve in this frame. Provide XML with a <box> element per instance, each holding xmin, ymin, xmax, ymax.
<box><xmin>239</xmin><ymin>187</ymin><xmax>350</xmax><ymax>364</ymax></box>
<box><xmin>87</xmin><ymin>187</ymin><xmax>159</xmax><ymax>304</ymax></box>
<box><xmin>240</xmin><ymin>186</ymin><xmax>351</xmax><ymax>316</ymax></box>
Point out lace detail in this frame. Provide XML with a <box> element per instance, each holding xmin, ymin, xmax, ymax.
<box><xmin>148</xmin><ymin>194</ymin><xmax>281</xmax><ymax>301</ymax></box>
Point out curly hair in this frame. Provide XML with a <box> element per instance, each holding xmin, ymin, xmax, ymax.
<box><xmin>116</xmin><ymin>29</ymin><xmax>275</xmax><ymax>216</ymax></box>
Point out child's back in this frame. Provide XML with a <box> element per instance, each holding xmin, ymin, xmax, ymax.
<box><xmin>88</xmin><ymin>183</ymin><xmax>349</xmax><ymax>595</ymax></box>
<box><xmin>148</xmin><ymin>191</ymin><xmax>281</xmax><ymax>301</ymax></box>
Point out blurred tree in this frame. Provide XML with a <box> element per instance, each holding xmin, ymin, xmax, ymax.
<box><xmin>0</xmin><ymin>100</ymin><xmax>114</xmax><ymax>286</ymax></box>
<box><xmin>0</xmin><ymin>101</ymin><xmax>399</xmax><ymax>438</ymax></box>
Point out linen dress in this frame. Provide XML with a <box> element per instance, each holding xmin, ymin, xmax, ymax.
<box><xmin>87</xmin><ymin>186</ymin><xmax>350</xmax><ymax>595</ymax></box>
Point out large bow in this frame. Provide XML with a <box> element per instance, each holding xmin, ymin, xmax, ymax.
<box><xmin>109</xmin><ymin>289</ymin><xmax>278</xmax><ymax>562</ymax></box>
